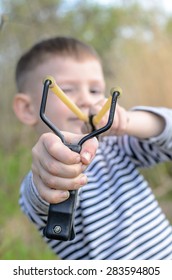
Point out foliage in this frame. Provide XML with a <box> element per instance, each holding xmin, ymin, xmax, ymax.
<box><xmin>1</xmin><ymin>0</ymin><xmax>172</xmax><ymax>149</ymax></box>
<box><xmin>0</xmin><ymin>146</ymin><xmax>57</xmax><ymax>259</ymax></box>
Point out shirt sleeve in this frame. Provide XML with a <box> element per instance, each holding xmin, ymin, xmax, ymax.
<box><xmin>132</xmin><ymin>106</ymin><xmax>172</xmax><ymax>149</ymax></box>
<box><xmin>19</xmin><ymin>171</ymin><xmax>49</xmax><ymax>229</ymax></box>
<box><xmin>118</xmin><ymin>106</ymin><xmax>172</xmax><ymax>168</ymax></box>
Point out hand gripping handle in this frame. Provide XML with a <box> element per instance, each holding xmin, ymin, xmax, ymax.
<box><xmin>43</xmin><ymin>144</ymin><xmax>81</xmax><ymax>241</ymax></box>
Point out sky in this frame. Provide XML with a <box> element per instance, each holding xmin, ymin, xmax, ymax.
<box><xmin>86</xmin><ymin>0</ymin><xmax>172</xmax><ymax>15</ymax></box>
<box><xmin>132</xmin><ymin>0</ymin><xmax>172</xmax><ymax>14</ymax></box>
<box><xmin>1</xmin><ymin>0</ymin><xmax>172</xmax><ymax>15</ymax></box>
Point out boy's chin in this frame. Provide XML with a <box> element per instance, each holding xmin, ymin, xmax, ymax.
<box><xmin>72</xmin><ymin>127</ymin><xmax>83</xmax><ymax>135</ymax></box>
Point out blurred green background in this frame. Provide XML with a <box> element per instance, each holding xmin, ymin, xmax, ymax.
<box><xmin>1</xmin><ymin>0</ymin><xmax>172</xmax><ymax>259</ymax></box>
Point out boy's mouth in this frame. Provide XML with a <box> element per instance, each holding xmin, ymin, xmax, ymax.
<box><xmin>69</xmin><ymin>117</ymin><xmax>82</xmax><ymax>123</ymax></box>
<box><xmin>69</xmin><ymin>117</ymin><xmax>84</xmax><ymax>125</ymax></box>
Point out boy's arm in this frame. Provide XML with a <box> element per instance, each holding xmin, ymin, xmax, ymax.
<box><xmin>127</xmin><ymin>106</ymin><xmax>172</xmax><ymax>147</ymax></box>
<box><xmin>126</xmin><ymin>108</ymin><xmax>165</xmax><ymax>139</ymax></box>
<box><xmin>117</xmin><ymin>106</ymin><xmax>172</xmax><ymax>168</ymax></box>
<box><xmin>94</xmin><ymin>103</ymin><xmax>167</xmax><ymax>139</ymax></box>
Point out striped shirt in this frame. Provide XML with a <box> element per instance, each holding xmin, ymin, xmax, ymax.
<box><xmin>19</xmin><ymin>107</ymin><xmax>172</xmax><ymax>259</ymax></box>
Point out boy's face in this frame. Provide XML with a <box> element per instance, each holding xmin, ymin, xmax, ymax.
<box><xmin>24</xmin><ymin>56</ymin><xmax>105</xmax><ymax>135</ymax></box>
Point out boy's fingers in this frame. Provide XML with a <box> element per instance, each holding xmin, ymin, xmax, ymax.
<box><xmin>40</xmin><ymin>133</ymin><xmax>81</xmax><ymax>164</ymax></box>
<box><xmin>34</xmin><ymin>165</ymin><xmax>88</xmax><ymax>190</ymax></box>
<box><xmin>33</xmin><ymin>174</ymin><xmax>70</xmax><ymax>204</ymax></box>
<box><xmin>33</xmin><ymin>131</ymin><xmax>98</xmax><ymax>175</ymax></box>
<box><xmin>42</xmin><ymin>132</ymin><xmax>98</xmax><ymax>165</ymax></box>
<box><xmin>80</xmin><ymin>137</ymin><xmax>99</xmax><ymax>165</ymax></box>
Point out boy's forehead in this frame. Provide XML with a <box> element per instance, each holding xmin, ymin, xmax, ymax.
<box><xmin>39</xmin><ymin>55</ymin><xmax>101</xmax><ymax>69</ymax></box>
<box><xmin>24</xmin><ymin>56</ymin><xmax>105</xmax><ymax>102</ymax></box>
<box><xmin>33</xmin><ymin>55</ymin><xmax>104</xmax><ymax>82</ymax></box>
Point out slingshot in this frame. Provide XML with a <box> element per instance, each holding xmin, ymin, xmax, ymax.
<box><xmin>40</xmin><ymin>75</ymin><xmax>121</xmax><ymax>241</ymax></box>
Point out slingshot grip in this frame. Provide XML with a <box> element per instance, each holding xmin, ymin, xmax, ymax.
<box><xmin>43</xmin><ymin>144</ymin><xmax>81</xmax><ymax>241</ymax></box>
<box><xmin>43</xmin><ymin>190</ymin><xmax>78</xmax><ymax>241</ymax></box>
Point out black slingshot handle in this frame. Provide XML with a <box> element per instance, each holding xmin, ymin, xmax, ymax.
<box><xmin>43</xmin><ymin>144</ymin><xmax>81</xmax><ymax>241</ymax></box>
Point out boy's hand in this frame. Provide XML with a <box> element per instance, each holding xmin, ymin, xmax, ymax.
<box><xmin>96</xmin><ymin>102</ymin><xmax>129</xmax><ymax>136</ymax></box>
<box><xmin>83</xmin><ymin>99</ymin><xmax>129</xmax><ymax>136</ymax></box>
<box><xmin>32</xmin><ymin>132</ymin><xmax>98</xmax><ymax>204</ymax></box>
<box><xmin>83</xmin><ymin>98</ymin><xmax>165</xmax><ymax>139</ymax></box>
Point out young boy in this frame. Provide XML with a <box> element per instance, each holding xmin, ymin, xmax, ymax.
<box><xmin>13</xmin><ymin>36</ymin><xmax>172</xmax><ymax>260</ymax></box>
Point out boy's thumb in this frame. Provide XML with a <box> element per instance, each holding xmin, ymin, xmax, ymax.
<box><xmin>62</xmin><ymin>131</ymin><xmax>99</xmax><ymax>164</ymax></box>
<box><xmin>80</xmin><ymin>137</ymin><xmax>99</xmax><ymax>165</ymax></box>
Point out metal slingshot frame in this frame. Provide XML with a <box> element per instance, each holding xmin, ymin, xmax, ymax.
<box><xmin>40</xmin><ymin>75</ymin><xmax>121</xmax><ymax>241</ymax></box>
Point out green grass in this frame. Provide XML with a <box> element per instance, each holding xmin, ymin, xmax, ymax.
<box><xmin>0</xmin><ymin>146</ymin><xmax>172</xmax><ymax>259</ymax></box>
<box><xmin>0</xmin><ymin>146</ymin><xmax>56</xmax><ymax>260</ymax></box>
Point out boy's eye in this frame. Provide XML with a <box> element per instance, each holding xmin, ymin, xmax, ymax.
<box><xmin>90</xmin><ymin>88</ymin><xmax>102</xmax><ymax>94</ymax></box>
<box><xmin>61</xmin><ymin>87</ymin><xmax>74</xmax><ymax>94</ymax></box>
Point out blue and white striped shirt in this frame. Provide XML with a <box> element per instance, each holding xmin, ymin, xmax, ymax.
<box><xmin>19</xmin><ymin>107</ymin><xmax>172</xmax><ymax>259</ymax></box>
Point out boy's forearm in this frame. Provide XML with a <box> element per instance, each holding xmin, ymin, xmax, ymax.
<box><xmin>126</xmin><ymin>110</ymin><xmax>165</xmax><ymax>139</ymax></box>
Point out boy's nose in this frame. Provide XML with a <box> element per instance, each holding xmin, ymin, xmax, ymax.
<box><xmin>77</xmin><ymin>89</ymin><xmax>92</xmax><ymax>109</ymax></box>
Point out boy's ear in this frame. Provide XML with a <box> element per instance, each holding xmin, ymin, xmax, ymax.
<box><xmin>13</xmin><ymin>93</ymin><xmax>38</xmax><ymax>126</ymax></box>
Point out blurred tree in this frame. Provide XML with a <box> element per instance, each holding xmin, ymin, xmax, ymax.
<box><xmin>0</xmin><ymin>0</ymin><xmax>172</xmax><ymax>150</ymax></box>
